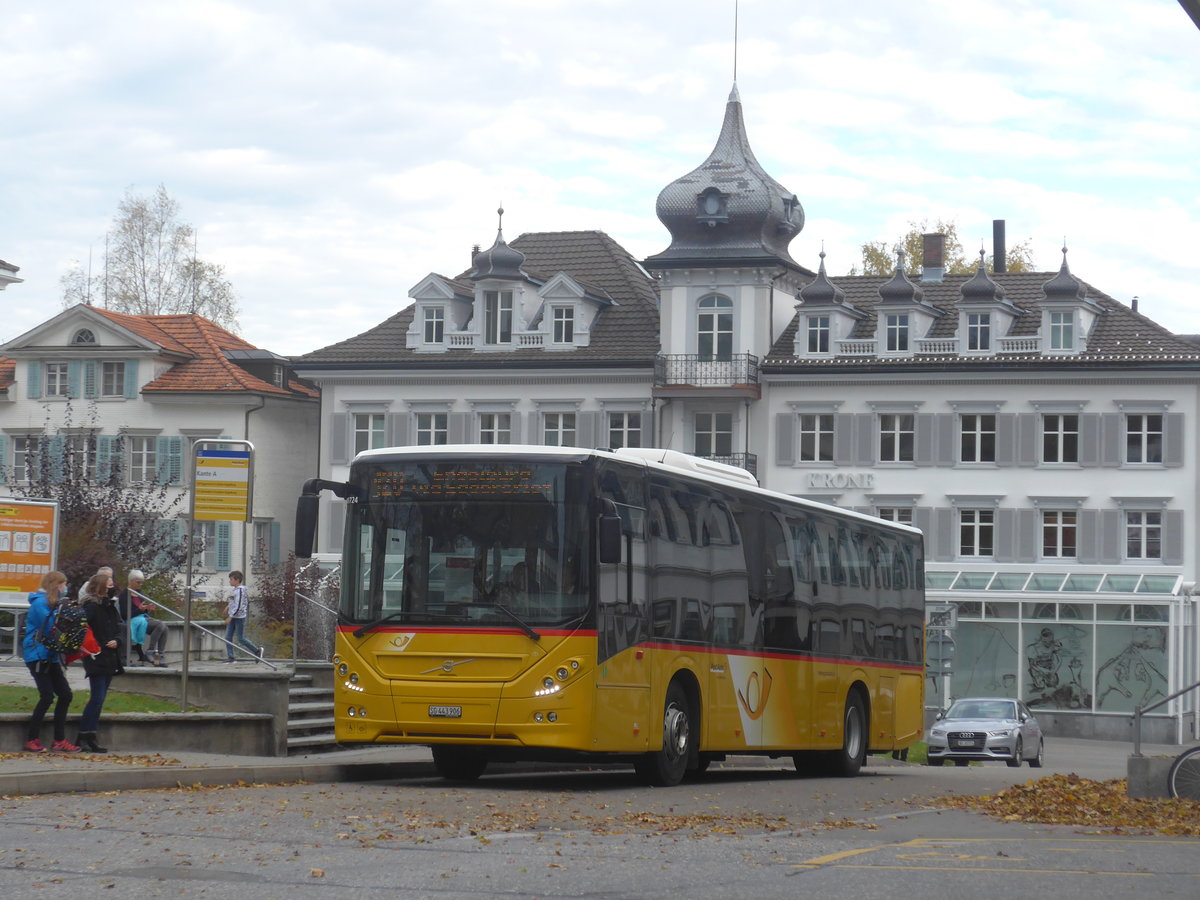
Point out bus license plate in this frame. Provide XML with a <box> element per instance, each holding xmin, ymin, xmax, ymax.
<box><xmin>428</xmin><ymin>705</ymin><xmax>462</xmax><ymax>718</ymax></box>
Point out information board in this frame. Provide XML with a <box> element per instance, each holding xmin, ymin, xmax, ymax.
<box><xmin>194</xmin><ymin>448</ymin><xmax>252</xmax><ymax>521</ymax></box>
<box><xmin>0</xmin><ymin>499</ymin><xmax>59</xmax><ymax>594</ymax></box>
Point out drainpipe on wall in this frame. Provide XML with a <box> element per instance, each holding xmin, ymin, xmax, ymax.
<box><xmin>242</xmin><ymin>395</ymin><xmax>266</xmax><ymax>577</ymax></box>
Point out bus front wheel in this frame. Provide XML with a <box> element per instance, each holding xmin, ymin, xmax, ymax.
<box><xmin>634</xmin><ymin>682</ymin><xmax>692</xmax><ymax>787</ymax></box>
<box><xmin>432</xmin><ymin>746</ymin><xmax>488</xmax><ymax>782</ymax></box>
<box><xmin>824</xmin><ymin>691</ymin><xmax>868</xmax><ymax>778</ymax></box>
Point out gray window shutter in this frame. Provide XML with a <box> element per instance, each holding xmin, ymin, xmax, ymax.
<box><xmin>994</xmin><ymin>508</ymin><xmax>1015</xmax><ymax>561</ymax></box>
<box><xmin>1101</xmin><ymin>413</ymin><xmax>1122</xmax><ymax>467</ymax></box>
<box><xmin>1162</xmin><ymin>510</ymin><xmax>1184</xmax><ymax>565</ymax></box>
<box><xmin>0</xmin><ymin>435</ymin><xmax>7</xmax><ymax>484</ymax></box>
<box><xmin>1077</xmin><ymin>509</ymin><xmax>1099</xmax><ymax>564</ymax></box>
<box><xmin>914</xmin><ymin>414</ymin><xmax>935</xmax><ymax>466</ymax></box>
<box><xmin>1017</xmin><ymin>414</ymin><xmax>1038</xmax><ymax>467</ymax></box>
<box><xmin>855</xmin><ymin>414</ymin><xmax>874</xmax><ymax>465</ymax></box>
<box><xmin>449</xmin><ymin>412</ymin><xmax>470</xmax><ymax>444</ymax></box>
<box><xmin>269</xmin><ymin>521</ymin><xmax>282</xmax><ymax>565</ymax></box>
<box><xmin>124</xmin><ymin>360</ymin><xmax>139</xmax><ymax>399</ymax></box>
<box><xmin>834</xmin><ymin>414</ymin><xmax>854</xmax><ymax>465</ymax></box>
<box><xmin>936</xmin><ymin>414</ymin><xmax>956</xmax><ymax>466</ymax></box>
<box><xmin>1016</xmin><ymin>509</ymin><xmax>1038</xmax><ymax>563</ymax></box>
<box><xmin>934</xmin><ymin>508</ymin><xmax>955</xmax><ymax>562</ymax></box>
<box><xmin>775</xmin><ymin>413</ymin><xmax>794</xmax><ymax>466</ymax></box>
<box><xmin>1100</xmin><ymin>509</ymin><xmax>1122</xmax><ymax>563</ymax></box>
<box><xmin>67</xmin><ymin>361</ymin><xmax>83</xmax><ymax>399</ymax></box>
<box><xmin>387</xmin><ymin>413</ymin><xmax>410</xmax><ymax>447</ymax></box>
<box><xmin>509</xmin><ymin>411</ymin><xmax>523</xmax><ymax>444</ymax></box>
<box><xmin>642</xmin><ymin>407</ymin><xmax>655</xmax><ymax>448</ymax></box>
<box><xmin>577</xmin><ymin>411</ymin><xmax>599</xmax><ymax>449</ymax></box>
<box><xmin>95</xmin><ymin>435</ymin><xmax>115</xmax><ymax>483</ymax></box>
<box><xmin>327</xmin><ymin>501</ymin><xmax>346</xmax><ymax>553</ymax></box>
<box><xmin>995</xmin><ymin>414</ymin><xmax>1016</xmax><ymax>466</ymax></box>
<box><xmin>84</xmin><ymin>361</ymin><xmax>98</xmax><ymax>399</ymax></box>
<box><xmin>912</xmin><ymin>507</ymin><xmax>933</xmax><ymax>549</ymax></box>
<box><xmin>1164</xmin><ymin>413</ymin><xmax>1184</xmax><ymax>467</ymax></box>
<box><xmin>26</xmin><ymin>361</ymin><xmax>42</xmax><ymax>399</ymax></box>
<box><xmin>1079</xmin><ymin>413</ymin><xmax>1100</xmax><ymax>467</ymax></box>
<box><xmin>330</xmin><ymin>413</ymin><xmax>349</xmax><ymax>464</ymax></box>
<box><xmin>216</xmin><ymin>522</ymin><xmax>232</xmax><ymax>570</ymax></box>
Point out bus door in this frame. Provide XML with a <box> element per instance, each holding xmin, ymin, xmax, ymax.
<box><xmin>594</xmin><ymin>464</ymin><xmax>650</xmax><ymax>751</ymax></box>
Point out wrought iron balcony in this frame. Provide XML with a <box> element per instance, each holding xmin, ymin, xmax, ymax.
<box><xmin>653</xmin><ymin>353</ymin><xmax>760</xmax><ymax>398</ymax></box>
<box><xmin>701</xmin><ymin>452</ymin><xmax>758</xmax><ymax>478</ymax></box>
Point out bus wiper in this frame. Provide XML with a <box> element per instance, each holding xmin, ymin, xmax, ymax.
<box><xmin>351</xmin><ymin>610</ymin><xmax>411</xmax><ymax>637</ymax></box>
<box><xmin>493</xmin><ymin>602</ymin><xmax>541</xmax><ymax>641</ymax></box>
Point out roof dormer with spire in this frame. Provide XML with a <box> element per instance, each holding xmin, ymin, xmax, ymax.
<box><xmin>874</xmin><ymin>250</ymin><xmax>943</xmax><ymax>356</ymax></box>
<box><xmin>955</xmin><ymin>249</ymin><xmax>1021</xmax><ymax>355</ymax></box>
<box><xmin>794</xmin><ymin>249</ymin><xmax>865</xmax><ymax>357</ymax></box>
<box><xmin>1039</xmin><ymin>244</ymin><xmax>1103</xmax><ymax>355</ymax></box>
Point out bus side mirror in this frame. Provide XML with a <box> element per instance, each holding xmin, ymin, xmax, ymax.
<box><xmin>598</xmin><ymin>514</ymin><xmax>622</xmax><ymax>565</ymax></box>
<box><xmin>295</xmin><ymin>493</ymin><xmax>319</xmax><ymax>559</ymax></box>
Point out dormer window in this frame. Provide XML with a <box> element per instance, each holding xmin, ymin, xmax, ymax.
<box><xmin>807</xmin><ymin>315</ymin><xmax>830</xmax><ymax>353</ymax></box>
<box><xmin>423</xmin><ymin>306</ymin><xmax>445</xmax><ymax>344</ymax></box>
<box><xmin>697</xmin><ymin>295</ymin><xmax>733</xmax><ymax>361</ymax></box>
<box><xmin>71</xmin><ymin>329</ymin><xmax>96</xmax><ymax>345</ymax></box>
<box><xmin>967</xmin><ymin>313</ymin><xmax>991</xmax><ymax>351</ymax></box>
<box><xmin>552</xmin><ymin>306</ymin><xmax>575</xmax><ymax>344</ymax></box>
<box><xmin>885</xmin><ymin>314</ymin><xmax>909</xmax><ymax>352</ymax></box>
<box><xmin>484</xmin><ymin>290</ymin><xmax>513</xmax><ymax>344</ymax></box>
<box><xmin>1050</xmin><ymin>311</ymin><xmax>1074</xmax><ymax>350</ymax></box>
<box><xmin>695</xmin><ymin>188</ymin><xmax>729</xmax><ymax>226</ymax></box>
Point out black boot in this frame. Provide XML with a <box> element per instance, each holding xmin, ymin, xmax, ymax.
<box><xmin>134</xmin><ymin>644</ymin><xmax>150</xmax><ymax>664</ymax></box>
<box><xmin>77</xmin><ymin>732</ymin><xmax>108</xmax><ymax>753</ymax></box>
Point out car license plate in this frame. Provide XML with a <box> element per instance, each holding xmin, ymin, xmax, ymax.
<box><xmin>951</xmin><ymin>739</ymin><xmax>974</xmax><ymax>748</ymax></box>
<box><xmin>428</xmin><ymin>705</ymin><xmax>462</xmax><ymax>718</ymax></box>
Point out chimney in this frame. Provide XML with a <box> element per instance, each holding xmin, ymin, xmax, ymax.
<box><xmin>921</xmin><ymin>233</ymin><xmax>945</xmax><ymax>282</ymax></box>
<box><xmin>993</xmin><ymin>220</ymin><xmax>1007</xmax><ymax>274</ymax></box>
<box><xmin>1132</xmin><ymin>296</ymin><xmax>1139</xmax><ymax>314</ymax></box>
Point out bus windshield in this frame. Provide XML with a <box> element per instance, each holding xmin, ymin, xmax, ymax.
<box><xmin>342</xmin><ymin>460</ymin><xmax>590</xmax><ymax>630</ymax></box>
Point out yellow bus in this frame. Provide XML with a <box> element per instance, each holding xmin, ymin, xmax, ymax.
<box><xmin>296</xmin><ymin>446</ymin><xmax>925</xmax><ymax>785</ymax></box>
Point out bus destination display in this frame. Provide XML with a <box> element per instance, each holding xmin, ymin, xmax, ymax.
<box><xmin>371</xmin><ymin>466</ymin><xmax>556</xmax><ymax>499</ymax></box>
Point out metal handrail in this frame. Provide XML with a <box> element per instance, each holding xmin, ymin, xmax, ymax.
<box><xmin>289</xmin><ymin>560</ymin><xmax>340</xmax><ymax>664</ymax></box>
<box><xmin>128</xmin><ymin>587</ymin><xmax>278</xmax><ymax>670</ymax></box>
<box><xmin>1132</xmin><ymin>679</ymin><xmax>1200</xmax><ymax>757</ymax></box>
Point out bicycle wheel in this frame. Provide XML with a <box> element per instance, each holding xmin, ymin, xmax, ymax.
<box><xmin>1167</xmin><ymin>746</ymin><xmax>1200</xmax><ymax>800</ymax></box>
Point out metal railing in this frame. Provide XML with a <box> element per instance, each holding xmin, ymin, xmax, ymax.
<box><xmin>128</xmin><ymin>587</ymin><xmax>278</xmax><ymax>670</ymax></box>
<box><xmin>653</xmin><ymin>353</ymin><xmax>759</xmax><ymax>387</ymax></box>
<box><xmin>1133</xmin><ymin>680</ymin><xmax>1200</xmax><ymax>757</ymax></box>
<box><xmin>701</xmin><ymin>452</ymin><xmax>758</xmax><ymax>478</ymax></box>
<box><xmin>290</xmin><ymin>559</ymin><xmax>340</xmax><ymax>664</ymax></box>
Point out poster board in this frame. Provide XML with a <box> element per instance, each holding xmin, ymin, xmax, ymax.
<box><xmin>0</xmin><ymin>499</ymin><xmax>59</xmax><ymax>595</ymax></box>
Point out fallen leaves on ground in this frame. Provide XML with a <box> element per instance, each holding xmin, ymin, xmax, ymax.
<box><xmin>931</xmin><ymin>773</ymin><xmax>1200</xmax><ymax>835</ymax></box>
<box><xmin>0</xmin><ymin>751</ymin><xmax>181</xmax><ymax>766</ymax></box>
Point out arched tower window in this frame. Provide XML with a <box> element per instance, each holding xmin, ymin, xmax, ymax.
<box><xmin>697</xmin><ymin>295</ymin><xmax>733</xmax><ymax>361</ymax></box>
<box><xmin>71</xmin><ymin>328</ymin><xmax>96</xmax><ymax>345</ymax></box>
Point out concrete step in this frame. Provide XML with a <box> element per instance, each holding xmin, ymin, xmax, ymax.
<box><xmin>288</xmin><ymin>686</ymin><xmax>333</xmax><ymax>702</ymax></box>
<box><xmin>287</xmin><ymin>716</ymin><xmax>335</xmax><ymax>732</ymax></box>
<box><xmin>288</xmin><ymin>701</ymin><xmax>334</xmax><ymax>716</ymax></box>
<box><xmin>286</xmin><ymin>731</ymin><xmax>341</xmax><ymax>753</ymax></box>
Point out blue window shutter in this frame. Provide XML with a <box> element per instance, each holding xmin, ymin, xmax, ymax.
<box><xmin>168</xmin><ymin>437</ymin><xmax>184</xmax><ymax>484</ymax></box>
<box><xmin>124</xmin><ymin>360</ymin><xmax>139</xmax><ymax>399</ymax></box>
<box><xmin>47</xmin><ymin>435</ymin><xmax>66</xmax><ymax>483</ymax></box>
<box><xmin>67</xmin><ymin>361</ymin><xmax>83</xmax><ymax>399</ymax></box>
<box><xmin>95</xmin><ymin>435</ymin><xmax>115</xmax><ymax>483</ymax></box>
<box><xmin>26</xmin><ymin>361</ymin><xmax>42</xmax><ymax>399</ymax></box>
<box><xmin>155</xmin><ymin>437</ymin><xmax>170</xmax><ymax>483</ymax></box>
<box><xmin>84</xmin><ymin>362</ymin><xmax>98</xmax><ymax>399</ymax></box>
<box><xmin>0</xmin><ymin>435</ymin><xmax>7</xmax><ymax>484</ymax></box>
<box><xmin>216</xmin><ymin>521</ymin><xmax>232</xmax><ymax>570</ymax></box>
<box><xmin>269</xmin><ymin>521</ymin><xmax>281</xmax><ymax>565</ymax></box>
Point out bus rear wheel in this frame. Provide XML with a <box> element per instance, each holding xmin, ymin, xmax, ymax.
<box><xmin>823</xmin><ymin>690</ymin><xmax>867</xmax><ymax>778</ymax></box>
<box><xmin>634</xmin><ymin>681</ymin><xmax>692</xmax><ymax>786</ymax></box>
<box><xmin>431</xmin><ymin>746</ymin><xmax>488</xmax><ymax>782</ymax></box>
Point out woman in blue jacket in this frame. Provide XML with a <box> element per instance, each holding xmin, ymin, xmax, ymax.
<box><xmin>23</xmin><ymin>571</ymin><xmax>79</xmax><ymax>753</ymax></box>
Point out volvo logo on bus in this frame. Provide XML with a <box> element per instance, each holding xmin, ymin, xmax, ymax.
<box><xmin>421</xmin><ymin>658</ymin><xmax>477</xmax><ymax>675</ymax></box>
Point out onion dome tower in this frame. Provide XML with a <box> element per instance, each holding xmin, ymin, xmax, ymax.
<box><xmin>644</xmin><ymin>85</ymin><xmax>809</xmax><ymax>274</ymax></box>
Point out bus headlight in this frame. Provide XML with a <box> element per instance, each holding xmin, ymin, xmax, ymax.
<box><xmin>556</xmin><ymin>667</ymin><xmax>570</xmax><ymax>681</ymax></box>
<box><xmin>338</xmin><ymin>663</ymin><xmax>348</xmax><ymax>676</ymax></box>
<box><xmin>349</xmin><ymin>672</ymin><xmax>359</xmax><ymax>684</ymax></box>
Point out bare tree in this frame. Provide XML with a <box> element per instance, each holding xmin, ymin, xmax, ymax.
<box><xmin>61</xmin><ymin>185</ymin><xmax>240</xmax><ymax>331</ymax></box>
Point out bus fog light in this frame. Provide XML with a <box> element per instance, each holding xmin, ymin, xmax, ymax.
<box><xmin>542</xmin><ymin>676</ymin><xmax>554</xmax><ymax>689</ymax></box>
<box><xmin>547</xmin><ymin>712</ymin><xmax>558</xmax><ymax>723</ymax></box>
<box><xmin>338</xmin><ymin>663</ymin><xmax>348</xmax><ymax>676</ymax></box>
<box><xmin>348</xmin><ymin>707</ymin><xmax>357</xmax><ymax>717</ymax></box>
<box><xmin>358</xmin><ymin>707</ymin><xmax>368</xmax><ymax>718</ymax></box>
<box><xmin>534</xmin><ymin>712</ymin><xmax>544</xmax><ymax>722</ymax></box>
<box><xmin>349</xmin><ymin>672</ymin><xmax>359</xmax><ymax>684</ymax></box>
<box><xmin>556</xmin><ymin>667</ymin><xmax>569</xmax><ymax>681</ymax></box>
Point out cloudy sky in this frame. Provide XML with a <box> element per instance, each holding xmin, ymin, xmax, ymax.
<box><xmin>2</xmin><ymin>0</ymin><xmax>1198</xmax><ymax>355</ymax></box>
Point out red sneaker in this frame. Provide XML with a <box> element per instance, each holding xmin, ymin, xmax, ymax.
<box><xmin>51</xmin><ymin>739</ymin><xmax>82</xmax><ymax>753</ymax></box>
<box><xmin>24</xmin><ymin>739</ymin><xmax>47</xmax><ymax>753</ymax></box>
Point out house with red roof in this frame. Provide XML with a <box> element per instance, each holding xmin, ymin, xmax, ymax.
<box><xmin>0</xmin><ymin>303</ymin><xmax>318</xmax><ymax>581</ymax></box>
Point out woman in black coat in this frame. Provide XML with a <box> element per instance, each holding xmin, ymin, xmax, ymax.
<box><xmin>78</xmin><ymin>572</ymin><xmax>123</xmax><ymax>753</ymax></box>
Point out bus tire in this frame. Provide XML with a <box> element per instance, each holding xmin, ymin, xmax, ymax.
<box><xmin>634</xmin><ymin>681</ymin><xmax>692</xmax><ymax>787</ymax></box>
<box><xmin>824</xmin><ymin>690</ymin><xmax>867</xmax><ymax>778</ymax></box>
<box><xmin>431</xmin><ymin>746</ymin><xmax>488</xmax><ymax>782</ymax></box>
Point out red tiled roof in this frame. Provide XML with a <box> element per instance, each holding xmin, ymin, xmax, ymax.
<box><xmin>90</xmin><ymin>309</ymin><xmax>310</xmax><ymax>398</ymax></box>
<box><xmin>0</xmin><ymin>357</ymin><xmax>14</xmax><ymax>390</ymax></box>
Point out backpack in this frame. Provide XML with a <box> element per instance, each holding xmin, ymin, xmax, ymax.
<box><xmin>40</xmin><ymin>602</ymin><xmax>89</xmax><ymax>655</ymax></box>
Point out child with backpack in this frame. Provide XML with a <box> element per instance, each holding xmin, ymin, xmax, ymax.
<box><xmin>23</xmin><ymin>571</ymin><xmax>81</xmax><ymax>753</ymax></box>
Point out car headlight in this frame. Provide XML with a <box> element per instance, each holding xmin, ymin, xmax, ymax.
<box><xmin>929</xmin><ymin>728</ymin><xmax>946</xmax><ymax>738</ymax></box>
<box><xmin>988</xmin><ymin>728</ymin><xmax>1014</xmax><ymax>737</ymax></box>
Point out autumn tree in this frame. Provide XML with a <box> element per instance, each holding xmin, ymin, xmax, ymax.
<box><xmin>850</xmin><ymin>220</ymin><xmax>1035</xmax><ymax>276</ymax></box>
<box><xmin>60</xmin><ymin>184</ymin><xmax>240</xmax><ymax>331</ymax></box>
<box><xmin>6</xmin><ymin>403</ymin><xmax>193</xmax><ymax>597</ymax></box>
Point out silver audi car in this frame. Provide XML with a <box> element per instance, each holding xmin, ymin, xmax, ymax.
<box><xmin>926</xmin><ymin>697</ymin><xmax>1044</xmax><ymax>768</ymax></box>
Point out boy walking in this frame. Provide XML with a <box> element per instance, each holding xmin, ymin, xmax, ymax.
<box><xmin>223</xmin><ymin>571</ymin><xmax>264</xmax><ymax>663</ymax></box>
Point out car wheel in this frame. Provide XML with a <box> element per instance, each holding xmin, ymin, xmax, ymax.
<box><xmin>1006</xmin><ymin>737</ymin><xmax>1023</xmax><ymax>768</ymax></box>
<box><xmin>1029</xmin><ymin>739</ymin><xmax>1044</xmax><ymax>769</ymax></box>
<box><xmin>633</xmin><ymin>681</ymin><xmax>692</xmax><ymax>786</ymax></box>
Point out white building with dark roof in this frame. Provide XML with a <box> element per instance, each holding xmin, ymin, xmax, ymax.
<box><xmin>295</xmin><ymin>84</ymin><xmax>1200</xmax><ymax>742</ymax></box>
